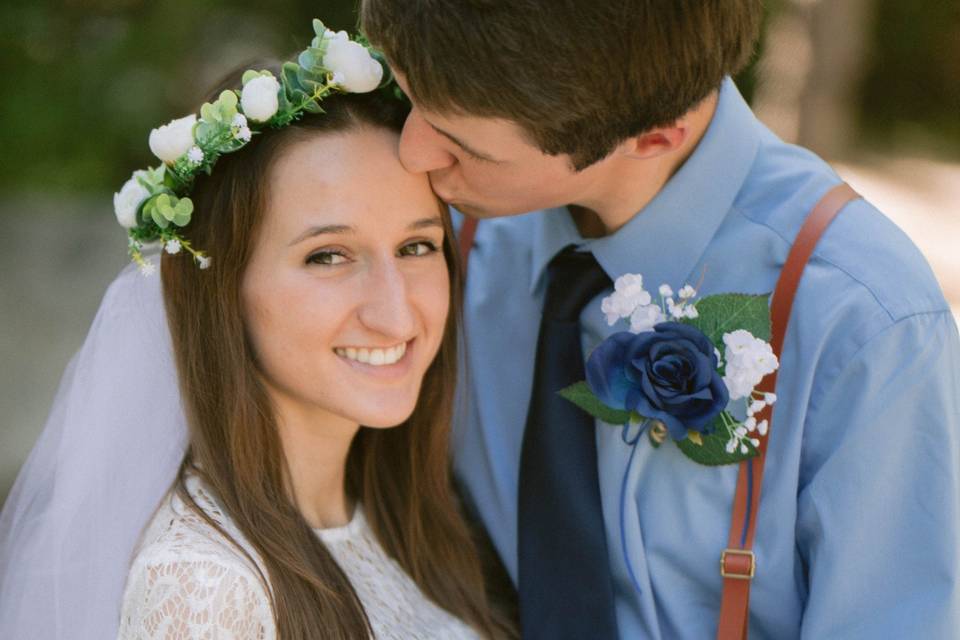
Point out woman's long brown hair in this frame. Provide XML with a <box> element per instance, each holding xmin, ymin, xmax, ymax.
<box><xmin>160</xmin><ymin>68</ymin><xmax>517</xmax><ymax>639</ymax></box>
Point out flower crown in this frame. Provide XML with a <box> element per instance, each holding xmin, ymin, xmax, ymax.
<box><xmin>113</xmin><ymin>19</ymin><xmax>388</xmax><ymax>275</ymax></box>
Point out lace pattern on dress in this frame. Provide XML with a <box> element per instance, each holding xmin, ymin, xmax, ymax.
<box><xmin>118</xmin><ymin>473</ymin><xmax>480</xmax><ymax>640</ymax></box>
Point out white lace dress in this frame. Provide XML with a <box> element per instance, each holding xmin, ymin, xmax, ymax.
<box><xmin>117</xmin><ymin>473</ymin><xmax>481</xmax><ymax>639</ymax></box>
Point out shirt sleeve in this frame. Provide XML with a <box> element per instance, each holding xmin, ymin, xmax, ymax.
<box><xmin>796</xmin><ymin>310</ymin><xmax>960</xmax><ymax>638</ymax></box>
<box><xmin>118</xmin><ymin>552</ymin><xmax>274</xmax><ymax>640</ymax></box>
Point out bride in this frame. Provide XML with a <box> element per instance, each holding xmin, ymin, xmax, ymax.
<box><xmin>0</xmin><ymin>20</ymin><xmax>515</xmax><ymax>640</ymax></box>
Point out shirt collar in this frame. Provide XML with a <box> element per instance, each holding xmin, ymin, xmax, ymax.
<box><xmin>529</xmin><ymin>78</ymin><xmax>761</xmax><ymax>294</ymax></box>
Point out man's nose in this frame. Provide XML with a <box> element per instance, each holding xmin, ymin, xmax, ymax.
<box><xmin>356</xmin><ymin>259</ymin><xmax>416</xmax><ymax>341</ymax></box>
<box><xmin>398</xmin><ymin>109</ymin><xmax>457</xmax><ymax>174</ymax></box>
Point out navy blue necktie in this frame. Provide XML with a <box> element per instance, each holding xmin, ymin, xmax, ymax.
<box><xmin>518</xmin><ymin>245</ymin><xmax>619</xmax><ymax>639</ymax></box>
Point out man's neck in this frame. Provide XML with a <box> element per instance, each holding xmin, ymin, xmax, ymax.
<box><xmin>571</xmin><ymin>91</ymin><xmax>719</xmax><ymax>237</ymax></box>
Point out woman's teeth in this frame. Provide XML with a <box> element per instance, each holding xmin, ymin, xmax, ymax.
<box><xmin>335</xmin><ymin>342</ymin><xmax>407</xmax><ymax>366</ymax></box>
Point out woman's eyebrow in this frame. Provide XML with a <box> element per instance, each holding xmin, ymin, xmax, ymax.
<box><xmin>289</xmin><ymin>217</ymin><xmax>443</xmax><ymax>246</ymax></box>
<box><xmin>288</xmin><ymin>224</ymin><xmax>353</xmax><ymax>246</ymax></box>
<box><xmin>408</xmin><ymin>216</ymin><xmax>444</xmax><ymax>231</ymax></box>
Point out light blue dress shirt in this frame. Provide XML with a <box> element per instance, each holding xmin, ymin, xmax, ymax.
<box><xmin>452</xmin><ymin>79</ymin><xmax>960</xmax><ymax>638</ymax></box>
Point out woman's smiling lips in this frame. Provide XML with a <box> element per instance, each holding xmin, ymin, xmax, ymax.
<box><xmin>333</xmin><ymin>339</ymin><xmax>415</xmax><ymax>378</ymax></box>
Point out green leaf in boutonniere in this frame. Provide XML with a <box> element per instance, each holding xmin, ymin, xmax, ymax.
<box><xmin>675</xmin><ymin>412</ymin><xmax>760</xmax><ymax>466</ymax></box>
<box><xmin>558</xmin><ymin>381</ymin><xmax>632</xmax><ymax>425</ymax></box>
<box><xmin>682</xmin><ymin>293</ymin><xmax>772</xmax><ymax>348</ymax></box>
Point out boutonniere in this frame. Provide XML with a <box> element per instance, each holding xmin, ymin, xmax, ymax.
<box><xmin>561</xmin><ymin>275</ymin><xmax>779</xmax><ymax>466</ymax></box>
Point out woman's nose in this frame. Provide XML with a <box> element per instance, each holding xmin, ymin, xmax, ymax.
<box><xmin>398</xmin><ymin>109</ymin><xmax>457</xmax><ymax>174</ymax></box>
<box><xmin>356</xmin><ymin>259</ymin><xmax>416</xmax><ymax>340</ymax></box>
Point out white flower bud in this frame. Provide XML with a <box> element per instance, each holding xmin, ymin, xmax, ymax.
<box><xmin>241</xmin><ymin>75</ymin><xmax>281</xmax><ymax>122</ymax></box>
<box><xmin>659</xmin><ymin>284</ymin><xmax>674</xmax><ymax>298</ymax></box>
<box><xmin>139</xmin><ymin>259</ymin><xmax>156</xmax><ymax>276</ymax></box>
<box><xmin>322</xmin><ymin>35</ymin><xmax>383</xmax><ymax>93</ymax></box>
<box><xmin>198</xmin><ymin>255</ymin><xmax>212</xmax><ymax>270</ymax></box>
<box><xmin>757</xmin><ymin>419</ymin><xmax>769</xmax><ymax>436</ymax></box>
<box><xmin>165</xmin><ymin>239</ymin><xmax>182</xmax><ymax>255</ymax></box>
<box><xmin>148</xmin><ymin>114</ymin><xmax>197</xmax><ymax>164</ymax></box>
<box><xmin>629</xmin><ymin>304</ymin><xmax>665</xmax><ymax>334</ymax></box>
<box><xmin>232</xmin><ymin>113</ymin><xmax>248</xmax><ymax>128</ymax></box>
<box><xmin>679</xmin><ymin>285</ymin><xmax>697</xmax><ymax>299</ymax></box>
<box><xmin>113</xmin><ymin>173</ymin><xmax>149</xmax><ymax>229</ymax></box>
<box><xmin>186</xmin><ymin>146</ymin><xmax>204</xmax><ymax>164</ymax></box>
<box><xmin>236</xmin><ymin>126</ymin><xmax>252</xmax><ymax>143</ymax></box>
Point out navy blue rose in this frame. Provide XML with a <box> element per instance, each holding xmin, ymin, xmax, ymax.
<box><xmin>585</xmin><ymin>322</ymin><xmax>728</xmax><ymax>441</ymax></box>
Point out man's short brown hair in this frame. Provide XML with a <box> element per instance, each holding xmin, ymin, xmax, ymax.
<box><xmin>361</xmin><ymin>0</ymin><xmax>762</xmax><ymax>170</ymax></box>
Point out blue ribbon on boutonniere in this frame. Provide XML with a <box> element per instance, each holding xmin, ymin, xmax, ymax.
<box><xmin>560</xmin><ymin>275</ymin><xmax>779</xmax><ymax>594</ymax></box>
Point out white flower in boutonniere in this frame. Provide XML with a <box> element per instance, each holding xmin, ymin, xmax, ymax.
<box><xmin>602</xmin><ymin>274</ymin><xmax>658</xmax><ymax>325</ymax></box>
<box><xmin>322</xmin><ymin>30</ymin><xmax>384</xmax><ymax>93</ymax></box>
<box><xmin>148</xmin><ymin>114</ymin><xmax>197</xmax><ymax>164</ymax></box>
<box><xmin>722</xmin><ymin>329</ymin><xmax>779</xmax><ymax>401</ymax></box>
<box><xmin>240</xmin><ymin>73</ymin><xmax>281</xmax><ymax>123</ymax></box>
<box><xmin>561</xmin><ymin>274</ymin><xmax>780</xmax><ymax>467</ymax></box>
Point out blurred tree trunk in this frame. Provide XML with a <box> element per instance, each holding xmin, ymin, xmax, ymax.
<box><xmin>754</xmin><ymin>0</ymin><xmax>875</xmax><ymax>159</ymax></box>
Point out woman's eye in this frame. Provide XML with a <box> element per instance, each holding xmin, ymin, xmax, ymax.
<box><xmin>399</xmin><ymin>241</ymin><xmax>439</xmax><ymax>257</ymax></box>
<box><xmin>306</xmin><ymin>250</ymin><xmax>349</xmax><ymax>266</ymax></box>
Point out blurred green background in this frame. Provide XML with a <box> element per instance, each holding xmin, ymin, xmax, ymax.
<box><xmin>1</xmin><ymin>0</ymin><xmax>957</xmax><ymax>197</ymax></box>
<box><xmin>1</xmin><ymin>1</ymin><xmax>959</xmax><ymax>503</ymax></box>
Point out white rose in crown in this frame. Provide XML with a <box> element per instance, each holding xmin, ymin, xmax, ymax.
<box><xmin>113</xmin><ymin>173</ymin><xmax>150</xmax><ymax>229</ymax></box>
<box><xmin>322</xmin><ymin>30</ymin><xmax>383</xmax><ymax>93</ymax></box>
<box><xmin>241</xmin><ymin>74</ymin><xmax>281</xmax><ymax>123</ymax></box>
<box><xmin>148</xmin><ymin>114</ymin><xmax>197</xmax><ymax>164</ymax></box>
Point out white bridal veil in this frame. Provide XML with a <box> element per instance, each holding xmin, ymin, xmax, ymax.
<box><xmin>0</xmin><ymin>260</ymin><xmax>189</xmax><ymax>638</ymax></box>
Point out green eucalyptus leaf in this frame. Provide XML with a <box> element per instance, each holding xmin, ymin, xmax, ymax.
<box><xmin>194</xmin><ymin>121</ymin><xmax>219</xmax><ymax>147</ymax></box>
<box><xmin>674</xmin><ymin>412</ymin><xmax>758</xmax><ymax>466</ymax></box>
<box><xmin>683</xmin><ymin>293</ymin><xmax>772</xmax><ymax>349</ymax></box>
<box><xmin>312</xmin><ymin>18</ymin><xmax>326</xmax><ymax>37</ymax></box>
<box><xmin>200</xmin><ymin>102</ymin><xmax>218</xmax><ymax>124</ymax></box>
<box><xmin>298</xmin><ymin>49</ymin><xmax>321</xmax><ymax>73</ymax></box>
<box><xmin>282</xmin><ymin>62</ymin><xmax>305</xmax><ymax>96</ymax></box>
<box><xmin>296</xmin><ymin>66</ymin><xmax>325</xmax><ymax>94</ymax></box>
<box><xmin>558</xmin><ymin>382</ymin><xmax>632</xmax><ymax>425</ymax></box>
<box><xmin>218</xmin><ymin>90</ymin><xmax>238</xmax><ymax>110</ymax></box>
<box><xmin>302</xmin><ymin>101</ymin><xmax>325</xmax><ymax>114</ymax></box>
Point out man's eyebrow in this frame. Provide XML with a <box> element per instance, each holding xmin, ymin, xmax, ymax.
<box><xmin>288</xmin><ymin>217</ymin><xmax>443</xmax><ymax>246</ymax></box>
<box><xmin>426</xmin><ymin>120</ymin><xmax>502</xmax><ymax>163</ymax></box>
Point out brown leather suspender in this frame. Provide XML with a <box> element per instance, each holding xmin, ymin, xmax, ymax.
<box><xmin>715</xmin><ymin>182</ymin><xmax>861</xmax><ymax>639</ymax></box>
<box><xmin>456</xmin><ymin>182</ymin><xmax>862</xmax><ymax>638</ymax></box>
<box><xmin>458</xmin><ymin>216</ymin><xmax>479</xmax><ymax>275</ymax></box>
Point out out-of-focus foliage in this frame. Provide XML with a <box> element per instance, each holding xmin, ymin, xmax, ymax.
<box><xmin>0</xmin><ymin>0</ymin><xmax>956</xmax><ymax>198</ymax></box>
<box><xmin>859</xmin><ymin>0</ymin><xmax>960</xmax><ymax>157</ymax></box>
<box><xmin>0</xmin><ymin>0</ymin><xmax>356</xmax><ymax>195</ymax></box>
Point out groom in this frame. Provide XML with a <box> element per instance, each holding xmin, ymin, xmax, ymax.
<box><xmin>362</xmin><ymin>1</ymin><xmax>960</xmax><ymax>638</ymax></box>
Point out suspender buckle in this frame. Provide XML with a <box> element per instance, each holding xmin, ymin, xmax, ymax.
<box><xmin>720</xmin><ymin>549</ymin><xmax>756</xmax><ymax>580</ymax></box>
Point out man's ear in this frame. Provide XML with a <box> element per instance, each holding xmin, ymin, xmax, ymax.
<box><xmin>620</xmin><ymin>122</ymin><xmax>689</xmax><ymax>160</ymax></box>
